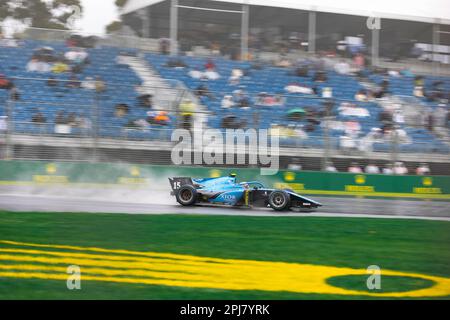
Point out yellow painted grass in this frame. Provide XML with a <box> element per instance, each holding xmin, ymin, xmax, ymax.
<box><xmin>1</xmin><ymin>240</ymin><xmax>449</xmax><ymax>298</ymax></box>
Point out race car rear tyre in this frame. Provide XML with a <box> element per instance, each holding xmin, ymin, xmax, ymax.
<box><xmin>268</xmin><ymin>190</ymin><xmax>290</xmax><ymax>211</ymax></box>
<box><xmin>176</xmin><ymin>185</ymin><xmax>197</xmax><ymax>206</ymax></box>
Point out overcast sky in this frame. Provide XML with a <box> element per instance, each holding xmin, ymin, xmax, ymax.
<box><xmin>77</xmin><ymin>0</ymin><xmax>450</xmax><ymax>35</ymax></box>
<box><xmin>77</xmin><ymin>0</ymin><xmax>119</xmax><ymax>35</ymax></box>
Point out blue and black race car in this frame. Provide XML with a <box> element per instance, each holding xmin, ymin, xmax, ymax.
<box><xmin>169</xmin><ymin>173</ymin><xmax>322</xmax><ymax>211</ymax></box>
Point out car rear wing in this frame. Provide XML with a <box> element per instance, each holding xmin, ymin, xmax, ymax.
<box><xmin>168</xmin><ymin>177</ymin><xmax>194</xmax><ymax>192</ymax></box>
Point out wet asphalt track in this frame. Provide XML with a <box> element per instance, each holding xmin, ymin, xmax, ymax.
<box><xmin>0</xmin><ymin>185</ymin><xmax>449</xmax><ymax>221</ymax></box>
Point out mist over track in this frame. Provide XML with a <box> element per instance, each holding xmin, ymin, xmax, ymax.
<box><xmin>0</xmin><ymin>185</ymin><xmax>449</xmax><ymax>221</ymax></box>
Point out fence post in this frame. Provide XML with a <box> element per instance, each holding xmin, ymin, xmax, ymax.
<box><xmin>4</xmin><ymin>98</ymin><xmax>14</xmax><ymax>160</ymax></box>
<box><xmin>322</xmin><ymin>98</ymin><xmax>334</xmax><ymax>170</ymax></box>
<box><xmin>92</xmin><ymin>91</ymin><xmax>100</xmax><ymax>162</ymax></box>
<box><xmin>391</xmin><ymin>123</ymin><xmax>399</xmax><ymax>172</ymax></box>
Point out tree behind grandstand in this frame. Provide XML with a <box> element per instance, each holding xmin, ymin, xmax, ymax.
<box><xmin>0</xmin><ymin>0</ymin><xmax>82</xmax><ymax>30</ymax></box>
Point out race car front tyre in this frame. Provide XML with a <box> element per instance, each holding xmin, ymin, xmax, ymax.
<box><xmin>268</xmin><ymin>190</ymin><xmax>290</xmax><ymax>211</ymax></box>
<box><xmin>175</xmin><ymin>185</ymin><xmax>197</xmax><ymax>206</ymax></box>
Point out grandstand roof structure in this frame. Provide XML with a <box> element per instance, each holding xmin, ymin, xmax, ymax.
<box><xmin>122</xmin><ymin>0</ymin><xmax>450</xmax><ymax>25</ymax></box>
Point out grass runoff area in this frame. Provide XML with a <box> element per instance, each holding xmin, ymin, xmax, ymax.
<box><xmin>0</xmin><ymin>211</ymin><xmax>449</xmax><ymax>299</ymax></box>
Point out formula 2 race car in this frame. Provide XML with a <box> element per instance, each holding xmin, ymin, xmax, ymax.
<box><xmin>169</xmin><ymin>173</ymin><xmax>322</xmax><ymax>211</ymax></box>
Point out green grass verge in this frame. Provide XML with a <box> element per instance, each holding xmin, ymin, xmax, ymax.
<box><xmin>0</xmin><ymin>211</ymin><xmax>449</xmax><ymax>299</ymax></box>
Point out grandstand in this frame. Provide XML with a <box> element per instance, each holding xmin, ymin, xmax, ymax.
<box><xmin>0</xmin><ymin>1</ymin><xmax>449</xmax><ymax>174</ymax></box>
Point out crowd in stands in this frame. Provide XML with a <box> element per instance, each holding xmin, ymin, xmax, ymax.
<box><xmin>152</xmin><ymin>50</ymin><xmax>449</xmax><ymax>156</ymax></box>
<box><xmin>288</xmin><ymin>159</ymin><xmax>432</xmax><ymax>175</ymax></box>
<box><xmin>345</xmin><ymin>161</ymin><xmax>430</xmax><ymax>175</ymax></box>
<box><xmin>0</xmin><ymin>32</ymin><xmax>448</xmax><ymax>174</ymax></box>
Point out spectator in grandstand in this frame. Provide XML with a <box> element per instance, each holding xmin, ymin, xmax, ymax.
<box><xmin>338</xmin><ymin>102</ymin><xmax>369</xmax><ymax>117</ymax></box>
<box><xmin>210</xmin><ymin>42</ymin><xmax>221</xmax><ymax>55</ymax></box>
<box><xmin>325</xmin><ymin>161</ymin><xmax>337</xmax><ymax>172</ymax></box>
<box><xmin>304</xmin><ymin>122</ymin><xmax>317</xmax><ymax>133</ymax></box>
<box><xmin>393</xmin><ymin>110</ymin><xmax>405</xmax><ymax>124</ymax></box>
<box><xmin>74</xmin><ymin>114</ymin><xmax>91</xmax><ymax>129</ymax></box>
<box><xmin>0</xmin><ymin>32</ymin><xmax>19</xmax><ymax>47</ymax></box>
<box><xmin>232</xmin><ymin>90</ymin><xmax>251</xmax><ymax>109</ymax></box>
<box><xmin>414</xmin><ymin>75</ymin><xmax>425</xmax><ymax>87</ymax></box>
<box><xmin>416</xmin><ymin>163</ymin><xmax>431</xmax><ymax>175</ymax></box>
<box><xmin>137</xmin><ymin>94</ymin><xmax>153</xmax><ymax>109</ymax></box>
<box><xmin>159</xmin><ymin>38</ymin><xmax>170</xmax><ymax>55</ymax></box>
<box><xmin>365</xmin><ymin>162</ymin><xmax>380</xmax><ymax>174</ymax></box>
<box><xmin>52</xmin><ymin>61</ymin><xmax>69</xmax><ymax>74</ymax></box>
<box><xmin>255</xmin><ymin>92</ymin><xmax>284</xmax><ymax>107</ymax></box>
<box><xmin>295</xmin><ymin>64</ymin><xmax>309</xmax><ymax>77</ymax></box>
<box><xmin>81</xmin><ymin>77</ymin><xmax>95</xmax><ymax>90</ymax></box>
<box><xmin>410</xmin><ymin>46</ymin><xmax>423</xmax><ymax>59</ymax></box>
<box><xmin>221</xmin><ymin>115</ymin><xmax>247</xmax><ymax>129</ymax></box>
<box><xmin>47</xmin><ymin>76</ymin><xmax>58</xmax><ymax>87</ymax></box>
<box><xmin>66</xmin><ymin>74</ymin><xmax>81</xmax><ymax>88</ymax></box>
<box><xmin>380</xmin><ymin>122</ymin><xmax>394</xmax><ymax>135</ymax></box>
<box><xmin>388</xmin><ymin>127</ymin><xmax>411</xmax><ymax>144</ymax></box>
<box><xmin>284</xmin><ymin>83</ymin><xmax>317</xmax><ymax>95</ymax></box>
<box><xmin>146</xmin><ymin>111</ymin><xmax>170</xmax><ymax>126</ymax></box>
<box><xmin>153</xmin><ymin>111</ymin><xmax>170</xmax><ymax>126</ymax></box>
<box><xmin>66</xmin><ymin>113</ymin><xmax>77</xmax><ymax>126</ymax></box>
<box><xmin>387</xmin><ymin>69</ymin><xmax>401</xmax><ymax>77</ymax></box>
<box><xmin>65</xmin><ymin>48</ymin><xmax>88</xmax><ymax>64</ymax></box>
<box><xmin>32</xmin><ymin>46</ymin><xmax>56</xmax><ymax>63</ymax></box>
<box><xmin>358</xmin><ymin>127</ymin><xmax>383</xmax><ymax>153</ymax></box>
<box><xmin>375</xmin><ymin>78</ymin><xmax>390</xmax><ymax>98</ymax></box>
<box><xmin>274</xmin><ymin>56</ymin><xmax>292</xmax><ymax>68</ymax></box>
<box><xmin>237</xmin><ymin>95</ymin><xmax>251</xmax><ymax>109</ymax></box>
<box><xmin>115</xmin><ymin>104</ymin><xmax>129</xmax><ymax>117</ymax></box>
<box><xmin>125</xmin><ymin>119</ymin><xmax>148</xmax><ymax>129</ymax></box>
<box><xmin>354</xmin><ymin>89</ymin><xmax>368</xmax><ymax>102</ymax></box>
<box><xmin>0</xmin><ymin>74</ymin><xmax>13</xmax><ymax>90</ymax></box>
<box><xmin>378</xmin><ymin>109</ymin><xmax>393</xmax><ymax>126</ymax></box>
<box><xmin>353</xmin><ymin>53</ymin><xmax>365</xmax><ymax>70</ymax></box>
<box><xmin>188</xmin><ymin>68</ymin><xmax>204</xmax><ymax>80</ymax></box>
<box><xmin>393</xmin><ymin>162</ymin><xmax>408</xmax><ymax>175</ymax></box>
<box><xmin>229</xmin><ymin>69</ymin><xmax>243</xmax><ymax>85</ymax></box>
<box><xmin>31</xmin><ymin>112</ymin><xmax>46</xmax><ymax>124</ymax></box>
<box><xmin>343</xmin><ymin>121</ymin><xmax>361</xmax><ymax>136</ymax></box>
<box><xmin>26</xmin><ymin>58</ymin><xmax>51</xmax><ymax>73</ymax></box>
<box><xmin>165</xmin><ymin>58</ymin><xmax>188</xmax><ymax>68</ymax></box>
<box><xmin>9</xmin><ymin>84</ymin><xmax>20</xmax><ymax>101</ymax></box>
<box><xmin>250</xmin><ymin>60</ymin><xmax>264</xmax><ymax>70</ymax></box>
<box><xmin>55</xmin><ymin>111</ymin><xmax>66</xmax><ymax>125</ymax></box>
<box><xmin>71</xmin><ymin>62</ymin><xmax>85</xmax><ymax>74</ymax></box>
<box><xmin>287</xmin><ymin>158</ymin><xmax>302</xmax><ymax>171</ymax></box>
<box><xmin>334</xmin><ymin>60</ymin><xmax>350</xmax><ymax>75</ymax></box>
<box><xmin>194</xmin><ymin>84</ymin><xmax>215</xmax><ymax>100</ymax></box>
<box><xmin>382</xmin><ymin>164</ymin><xmax>394</xmax><ymax>175</ymax></box>
<box><xmin>313</xmin><ymin>70</ymin><xmax>328</xmax><ymax>83</ymax></box>
<box><xmin>399</xmin><ymin>68</ymin><xmax>414</xmax><ymax>77</ymax></box>
<box><xmin>204</xmin><ymin>68</ymin><xmax>220</xmax><ymax>80</ymax></box>
<box><xmin>179</xmin><ymin>99</ymin><xmax>196</xmax><ymax>130</ymax></box>
<box><xmin>95</xmin><ymin>76</ymin><xmax>106</xmax><ymax>93</ymax></box>
<box><xmin>221</xmin><ymin>95</ymin><xmax>235</xmax><ymax>109</ymax></box>
<box><xmin>424</xmin><ymin>81</ymin><xmax>446</xmax><ymax>102</ymax></box>
<box><xmin>348</xmin><ymin>162</ymin><xmax>362</xmax><ymax>173</ymax></box>
<box><xmin>413</xmin><ymin>79</ymin><xmax>425</xmax><ymax>97</ymax></box>
<box><xmin>205</xmin><ymin>59</ymin><xmax>216</xmax><ymax>71</ymax></box>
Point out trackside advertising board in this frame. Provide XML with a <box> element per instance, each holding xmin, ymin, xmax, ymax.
<box><xmin>0</xmin><ymin>160</ymin><xmax>449</xmax><ymax>199</ymax></box>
